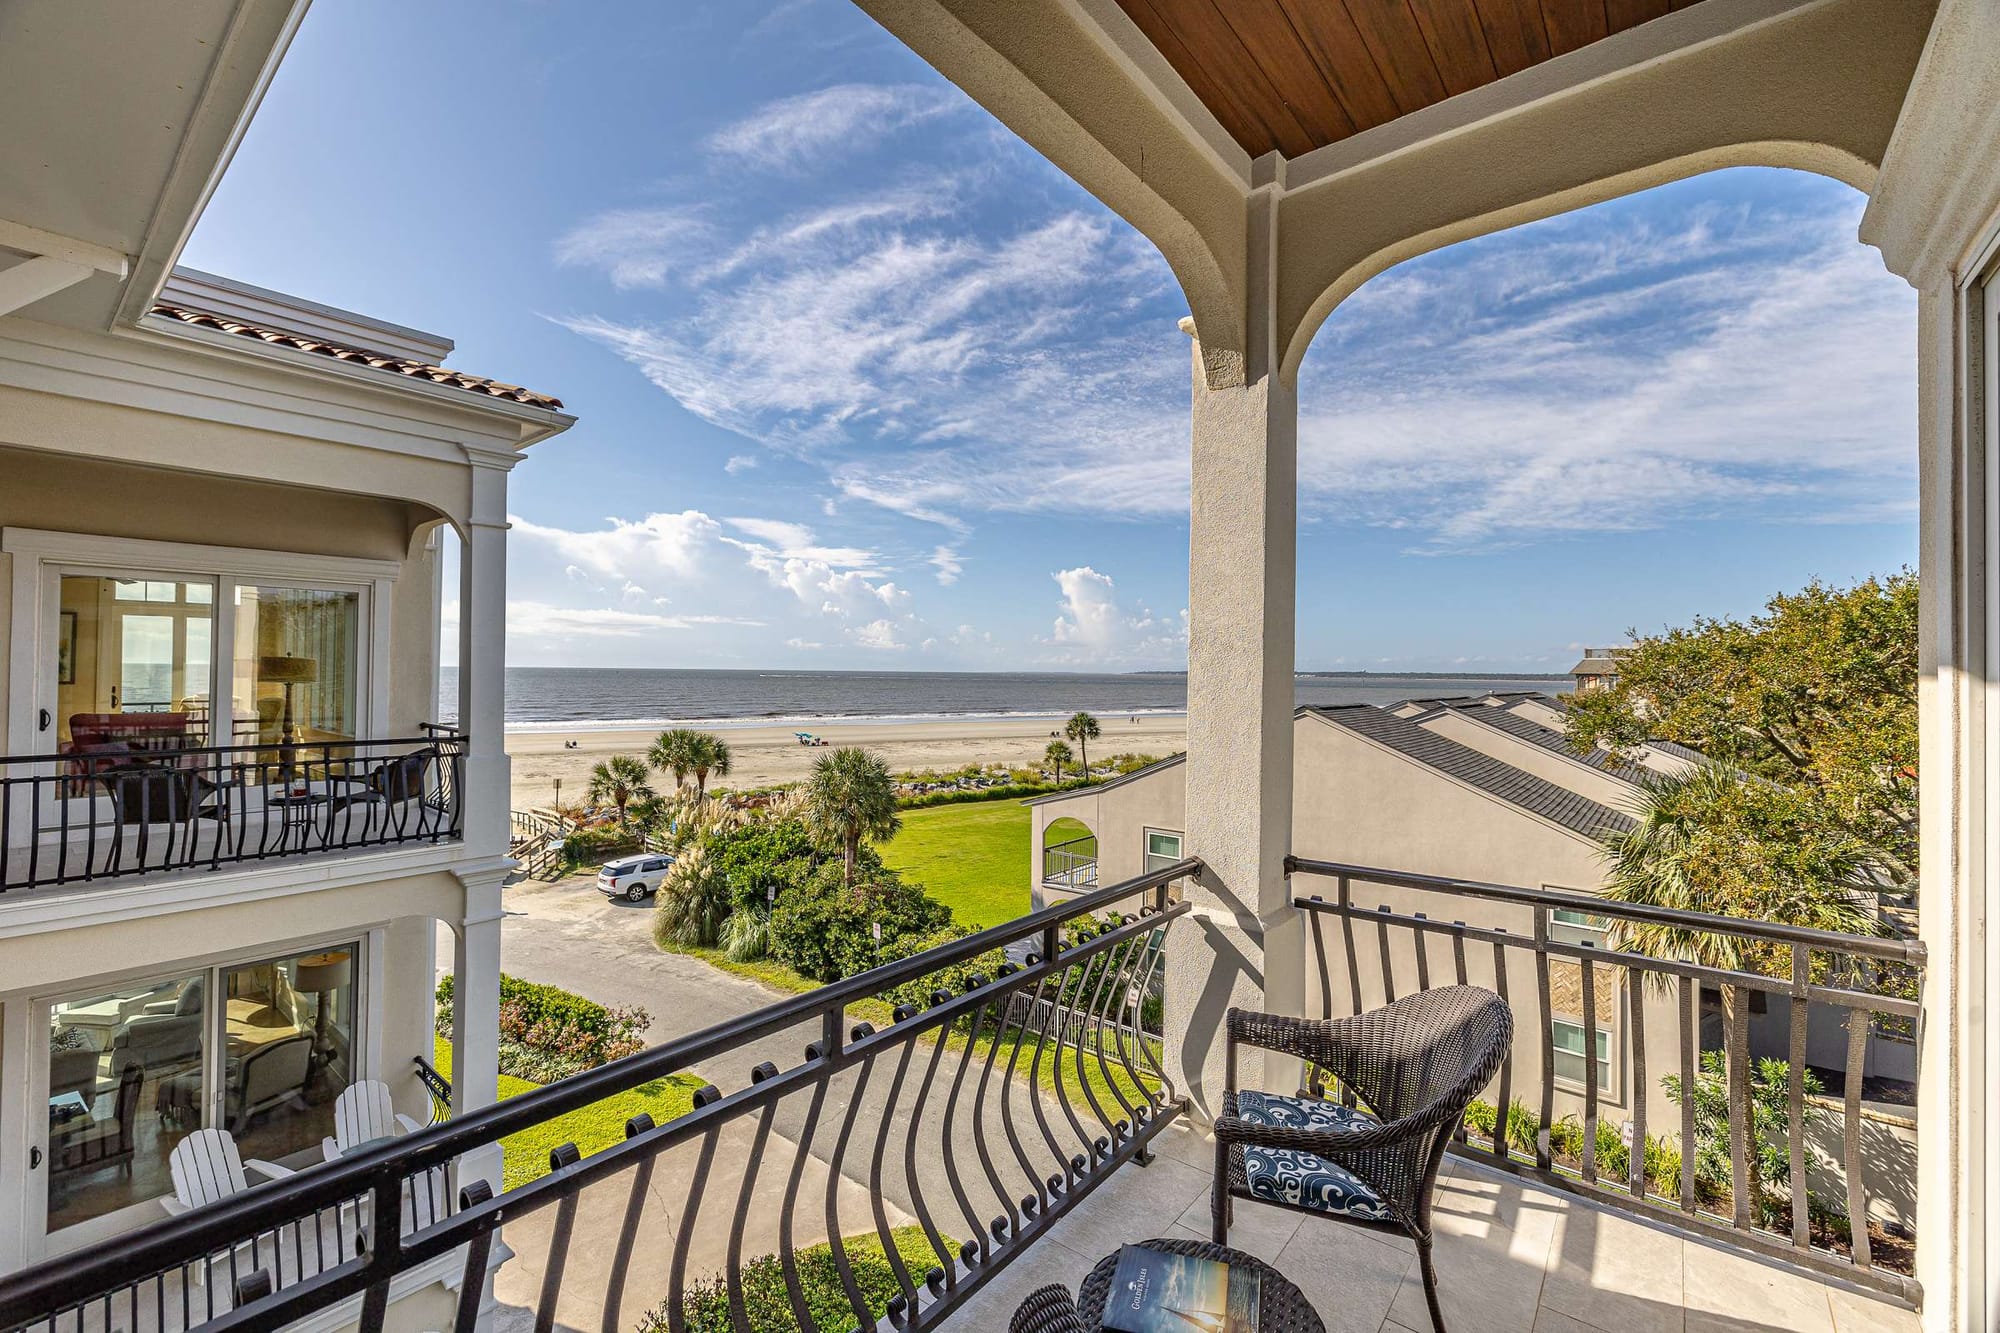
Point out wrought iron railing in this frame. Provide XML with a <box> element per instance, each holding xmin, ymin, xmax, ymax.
<box><xmin>1289</xmin><ymin>856</ymin><xmax>1924</xmax><ymax>1302</ymax></box>
<box><xmin>412</xmin><ymin>1056</ymin><xmax>453</xmax><ymax>1126</ymax></box>
<box><xmin>1040</xmin><ymin>836</ymin><xmax>1097</xmax><ymax>890</ymax></box>
<box><xmin>0</xmin><ymin>859</ymin><xmax>1197</xmax><ymax>1333</ymax></box>
<box><xmin>0</xmin><ymin>731</ymin><xmax>464</xmax><ymax>893</ymax></box>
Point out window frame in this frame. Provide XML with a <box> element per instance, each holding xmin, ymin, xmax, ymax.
<box><xmin>21</xmin><ymin>929</ymin><xmax>378</xmax><ymax>1256</ymax></box>
<box><xmin>4</xmin><ymin>528</ymin><xmax>397</xmax><ymax>762</ymax></box>
<box><xmin>1141</xmin><ymin>827</ymin><xmax>1184</xmax><ymax>876</ymax></box>
<box><xmin>1549</xmin><ymin>1016</ymin><xmax>1614</xmax><ymax>1093</ymax></box>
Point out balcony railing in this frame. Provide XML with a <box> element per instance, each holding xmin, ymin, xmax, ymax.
<box><xmin>0</xmin><ymin>730</ymin><xmax>465</xmax><ymax>894</ymax></box>
<box><xmin>1040</xmin><ymin>836</ymin><xmax>1097</xmax><ymax>890</ymax></box>
<box><xmin>1289</xmin><ymin>856</ymin><xmax>1925</xmax><ymax>1303</ymax></box>
<box><xmin>0</xmin><ymin>860</ymin><xmax>1196</xmax><ymax>1333</ymax></box>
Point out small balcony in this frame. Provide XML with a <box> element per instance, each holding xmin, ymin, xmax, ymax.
<box><xmin>0</xmin><ymin>729</ymin><xmax>465</xmax><ymax>897</ymax></box>
<box><xmin>0</xmin><ymin>859</ymin><xmax>1924</xmax><ymax>1333</ymax></box>
<box><xmin>1041</xmin><ymin>835</ymin><xmax>1098</xmax><ymax>892</ymax></box>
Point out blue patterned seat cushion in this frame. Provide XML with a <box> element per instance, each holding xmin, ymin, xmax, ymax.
<box><xmin>1234</xmin><ymin>1091</ymin><xmax>1394</xmax><ymax>1222</ymax></box>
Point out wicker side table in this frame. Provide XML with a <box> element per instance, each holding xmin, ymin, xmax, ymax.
<box><xmin>1077</xmin><ymin>1237</ymin><xmax>1324</xmax><ymax>1332</ymax></box>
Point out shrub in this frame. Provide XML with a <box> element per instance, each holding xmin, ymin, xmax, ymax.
<box><xmin>638</xmin><ymin>1228</ymin><xmax>953</xmax><ymax>1333</ymax></box>
<box><xmin>653</xmin><ymin>843</ymin><xmax>730</xmax><ymax>949</ymax></box>
<box><xmin>721</xmin><ymin>909</ymin><xmax>769</xmax><ymax>963</ymax></box>
<box><xmin>560</xmin><ymin>825</ymin><xmax>638</xmax><ymax>869</ymax></box>
<box><xmin>766</xmin><ymin>863</ymin><xmax>954</xmax><ymax>983</ymax></box>
<box><xmin>436</xmin><ymin>974</ymin><xmax>648</xmax><ymax>1082</ymax></box>
<box><xmin>897</xmin><ymin>779</ymin><xmax>1092</xmax><ymax>810</ymax></box>
<box><xmin>874</xmin><ymin>926</ymin><xmax>1007</xmax><ymax>1017</ymax></box>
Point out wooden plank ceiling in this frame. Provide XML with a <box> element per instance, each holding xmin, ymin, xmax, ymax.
<box><xmin>1112</xmin><ymin>0</ymin><xmax>1705</xmax><ymax>158</ymax></box>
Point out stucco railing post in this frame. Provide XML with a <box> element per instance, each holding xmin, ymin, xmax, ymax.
<box><xmin>1172</xmin><ymin>181</ymin><xmax>1304</xmax><ymax>1120</ymax></box>
<box><xmin>457</xmin><ymin>450</ymin><xmax>513</xmax><ymax>858</ymax></box>
<box><xmin>449</xmin><ymin>870</ymin><xmax>506</xmax><ymax>1195</ymax></box>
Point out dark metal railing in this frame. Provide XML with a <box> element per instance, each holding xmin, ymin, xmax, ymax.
<box><xmin>1289</xmin><ymin>856</ymin><xmax>1924</xmax><ymax>1303</ymax></box>
<box><xmin>0</xmin><ymin>731</ymin><xmax>465</xmax><ymax>893</ymax></box>
<box><xmin>412</xmin><ymin>1056</ymin><xmax>453</xmax><ymax>1126</ymax></box>
<box><xmin>1040</xmin><ymin>836</ymin><xmax>1097</xmax><ymax>890</ymax></box>
<box><xmin>0</xmin><ymin>859</ymin><xmax>1199</xmax><ymax>1333</ymax></box>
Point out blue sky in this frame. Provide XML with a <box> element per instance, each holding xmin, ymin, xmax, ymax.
<box><xmin>183</xmin><ymin>1</ymin><xmax>1918</xmax><ymax>674</ymax></box>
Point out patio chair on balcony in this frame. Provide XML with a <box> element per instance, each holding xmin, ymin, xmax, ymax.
<box><xmin>92</xmin><ymin>761</ymin><xmax>234</xmax><ymax>867</ymax></box>
<box><xmin>1008</xmin><ymin>1285</ymin><xmax>1090</xmax><ymax>1333</ymax></box>
<box><xmin>1212</xmin><ymin>985</ymin><xmax>1512</xmax><ymax>1333</ymax></box>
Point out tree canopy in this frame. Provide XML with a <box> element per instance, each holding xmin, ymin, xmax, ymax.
<box><xmin>800</xmin><ymin>747</ymin><xmax>901</xmax><ymax>888</ymax></box>
<box><xmin>1566</xmin><ymin>571</ymin><xmax>1917</xmax><ymax>891</ymax></box>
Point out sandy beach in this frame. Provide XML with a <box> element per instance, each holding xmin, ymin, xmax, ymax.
<box><xmin>507</xmin><ymin>714</ymin><xmax>1188</xmax><ymax>808</ymax></box>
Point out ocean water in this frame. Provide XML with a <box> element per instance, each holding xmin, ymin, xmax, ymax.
<box><xmin>437</xmin><ymin>667</ymin><xmax>1571</xmax><ymax>730</ymax></box>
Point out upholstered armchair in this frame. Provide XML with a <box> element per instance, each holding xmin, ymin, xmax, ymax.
<box><xmin>1211</xmin><ymin>985</ymin><xmax>1512</xmax><ymax>1333</ymax></box>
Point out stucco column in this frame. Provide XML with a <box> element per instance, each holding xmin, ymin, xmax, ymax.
<box><xmin>1169</xmin><ymin>175</ymin><xmax>1303</xmax><ymax>1121</ymax></box>
<box><xmin>458</xmin><ymin>450</ymin><xmax>513</xmax><ymax>856</ymax></box>
<box><xmin>450</xmin><ymin>869</ymin><xmax>506</xmax><ymax>1194</ymax></box>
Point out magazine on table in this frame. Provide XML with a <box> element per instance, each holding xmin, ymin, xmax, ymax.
<box><xmin>1101</xmin><ymin>1244</ymin><xmax>1261</xmax><ymax>1333</ymax></box>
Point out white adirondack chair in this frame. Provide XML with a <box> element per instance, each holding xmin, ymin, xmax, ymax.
<box><xmin>320</xmin><ymin>1080</ymin><xmax>445</xmax><ymax>1233</ymax></box>
<box><xmin>320</xmin><ymin>1081</ymin><xmax>423</xmax><ymax>1163</ymax></box>
<box><xmin>162</xmin><ymin>1128</ymin><xmax>353</xmax><ymax>1286</ymax></box>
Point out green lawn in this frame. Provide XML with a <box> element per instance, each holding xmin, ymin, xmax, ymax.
<box><xmin>431</xmin><ymin>1037</ymin><xmax>703</xmax><ymax>1191</ymax></box>
<box><xmin>879</xmin><ymin>797</ymin><xmax>1031</xmax><ymax>928</ymax></box>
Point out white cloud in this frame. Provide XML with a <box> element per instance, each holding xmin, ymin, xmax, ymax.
<box><xmin>554</xmin><ymin>207</ymin><xmax>709</xmax><ymax>290</ymax></box>
<box><xmin>848</xmin><ymin>618</ymin><xmax>906</xmax><ymax>651</ymax></box>
<box><xmin>506</xmin><ymin>601</ymin><xmax>762</xmax><ymax>639</ymax></box>
<box><xmin>929</xmin><ymin>545</ymin><xmax>963</xmax><ymax>585</ymax></box>
<box><xmin>704</xmin><ymin>84</ymin><xmax>958</xmax><ymax>171</ymax></box>
<box><xmin>553</xmin><ymin>196</ymin><xmax>1185</xmax><ymax>532</ymax></box>
<box><xmin>1042</xmin><ymin>566</ymin><xmax>1184</xmax><ymax>667</ymax></box>
<box><xmin>724</xmin><ymin>454</ymin><xmax>759</xmax><ymax>474</ymax></box>
<box><xmin>1297</xmin><ymin>196</ymin><xmax>1916</xmax><ymax>551</ymax></box>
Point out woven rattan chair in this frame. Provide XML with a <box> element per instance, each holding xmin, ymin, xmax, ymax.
<box><xmin>1008</xmin><ymin>1284</ymin><xmax>1089</xmax><ymax>1333</ymax></box>
<box><xmin>1211</xmin><ymin>985</ymin><xmax>1512</xmax><ymax>1333</ymax></box>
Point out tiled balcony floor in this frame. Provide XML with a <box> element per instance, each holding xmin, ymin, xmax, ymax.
<box><xmin>943</xmin><ymin>1118</ymin><xmax>1921</xmax><ymax>1333</ymax></box>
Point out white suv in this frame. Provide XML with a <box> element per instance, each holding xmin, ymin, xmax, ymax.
<box><xmin>596</xmin><ymin>853</ymin><xmax>672</xmax><ymax>903</ymax></box>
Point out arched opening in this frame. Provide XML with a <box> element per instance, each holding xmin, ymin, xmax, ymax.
<box><xmin>1288</xmin><ymin>163</ymin><xmax>1918</xmax><ymax>1266</ymax></box>
<box><xmin>1041</xmin><ymin>815</ymin><xmax>1097</xmax><ymax>890</ymax></box>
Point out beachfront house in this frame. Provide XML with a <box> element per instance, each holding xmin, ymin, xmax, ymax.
<box><xmin>0</xmin><ymin>6</ymin><xmax>569</xmax><ymax>1326</ymax></box>
<box><xmin>0</xmin><ymin>2</ymin><xmax>1992</xmax><ymax>1332</ymax></box>
<box><xmin>1568</xmin><ymin>649</ymin><xmax>1631</xmax><ymax>694</ymax></box>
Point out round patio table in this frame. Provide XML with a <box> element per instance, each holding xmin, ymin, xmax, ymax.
<box><xmin>1078</xmin><ymin>1237</ymin><xmax>1323</xmax><ymax>1332</ymax></box>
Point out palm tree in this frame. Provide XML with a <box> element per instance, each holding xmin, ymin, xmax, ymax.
<box><xmin>1064</xmin><ymin>711</ymin><xmax>1100</xmax><ymax>780</ymax></box>
<box><xmin>1044</xmin><ymin>739</ymin><xmax>1073</xmax><ymax>783</ymax></box>
<box><xmin>647</xmin><ymin>728</ymin><xmax>702</xmax><ymax>791</ymax></box>
<box><xmin>689</xmin><ymin>732</ymin><xmax>733</xmax><ymax>799</ymax></box>
<box><xmin>588</xmin><ymin>755</ymin><xmax>654</xmax><ymax>826</ymax></box>
<box><xmin>800</xmin><ymin>747</ymin><xmax>901</xmax><ymax>889</ymax></box>
<box><xmin>1599</xmin><ymin>762</ymin><xmax>1874</xmax><ymax>1215</ymax></box>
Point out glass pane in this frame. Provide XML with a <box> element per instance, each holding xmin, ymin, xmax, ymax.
<box><xmin>222</xmin><ymin>945</ymin><xmax>357</xmax><ymax>1162</ymax></box>
<box><xmin>57</xmin><ymin>575</ymin><xmax>214</xmax><ymax>748</ymax></box>
<box><xmin>232</xmin><ymin>587</ymin><xmax>362</xmax><ymax>745</ymax></box>
<box><xmin>47</xmin><ymin>974</ymin><xmax>207</xmax><ymax>1231</ymax></box>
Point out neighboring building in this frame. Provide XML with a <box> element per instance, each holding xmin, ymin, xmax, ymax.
<box><xmin>1569</xmin><ymin>647</ymin><xmax>1631</xmax><ymax>693</ymax></box>
<box><xmin>1029</xmin><ymin>693</ymin><xmax>1915</xmax><ymax>1228</ymax></box>
<box><xmin>0</xmin><ymin>5</ymin><xmax>569</xmax><ymax>1320</ymax></box>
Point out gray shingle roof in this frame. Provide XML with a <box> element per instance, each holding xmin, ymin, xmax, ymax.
<box><xmin>1644</xmin><ymin>739</ymin><xmax>1707</xmax><ymax>763</ymax></box>
<box><xmin>1311</xmin><ymin>705</ymin><xmax>1636</xmax><ymax>840</ymax></box>
<box><xmin>1440</xmin><ymin>702</ymin><xmax>1654</xmax><ymax>786</ymax></box>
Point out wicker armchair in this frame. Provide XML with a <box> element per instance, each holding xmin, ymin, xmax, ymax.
<box><xmin>1211</xmin><ymin>985</ymin><xmax>1512</xmax><ymax>1333</ymax></box>
<box><xmin>1008</xmin><ymin>1284</ymin><xmax>1089</xmax><ymax>1333</ymax></box>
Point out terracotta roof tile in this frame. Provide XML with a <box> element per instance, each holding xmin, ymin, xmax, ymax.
<box><xmin>148</xmin><ymin>302</ymin><xmax>563</xmax><ymax>410</ymax></box>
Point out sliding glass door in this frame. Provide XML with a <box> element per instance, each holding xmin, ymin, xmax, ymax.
<box><xmin>30</xmin><ymin>941</ymin><xmax>362</xmax><ymax>1249</ymax></box>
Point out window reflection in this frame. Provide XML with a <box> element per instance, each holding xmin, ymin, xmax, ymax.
<box><xmin>232</xmin><ymin>587</ymin><xmax>360</xmax><ymax>746</ymax></box>
<box><xmin>47</xmin><ymin>974</ymin><xmax>206</xmax><ymax>1231</ymax></box>
<box><xmin>223</xmin><ymin>946</ymin><xmax>357</xmax><ymax>1160</ymax></box>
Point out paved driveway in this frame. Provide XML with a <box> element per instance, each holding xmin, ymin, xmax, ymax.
<box><xmin>484</xmin><ymin>876</ymin><xmax>1150</xmax><ymax>1329</ymax></box>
